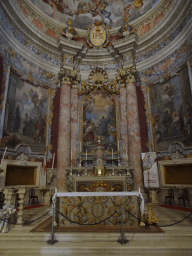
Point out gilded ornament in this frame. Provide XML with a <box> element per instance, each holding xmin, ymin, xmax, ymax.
<box><xmin>79</xmin><ymin>67</ymin><xmax>119</xmax><ymax>95</ymax></box>
<box><xmin>87</xmin><ymin>23</ymin><xmax>109</xmax><ymax>48</ymax></box>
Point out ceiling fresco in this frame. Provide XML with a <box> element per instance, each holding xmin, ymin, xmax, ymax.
<box><xmin>29</xmin><ymin>0</ymin><xmax>161</xmax><ymax>30</ymax></box>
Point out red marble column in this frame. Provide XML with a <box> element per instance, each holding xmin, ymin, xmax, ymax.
<box><xmin>71</xmin><ymin>86</ymin><xmax>78</xmax><ymax>167</ymax></box>
<box><xmin>126</xmin><ymin>78</ymin><xmax>143</xmax><ymax>190</ymax></box>
<box><xmin>120</xmin><ymin>86</ymin><xmax>128</xmax><ymax>163</ymax></box>
<box><xmin>57</xmin><ymin>82</ymin><xmax>71</xmax><ymax>191</ymax></box>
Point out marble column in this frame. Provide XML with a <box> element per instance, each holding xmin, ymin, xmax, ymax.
<box><xmin>71</xmin><ymin>85</ymin><xmax>78</xmax><ymax>167</ymax></box>
<box><xmin>120</xmin><ymin>86</ymin><xmax>128</xmax><ymax>163</ymax></box>
<box><xmin>126</xmin><ymin>73</ymin><xmax>143</xmax><ymax>190</ymax></box>
<box><xmin>57</xmin><ymin>80</ymin><xmax>71</xmax><ymax>191</ymax></box>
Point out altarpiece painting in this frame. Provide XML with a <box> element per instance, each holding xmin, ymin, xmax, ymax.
<box><xmin>1</xmin><ymin>71</ymin><xmax>48</xmax><ymax>153</ymax></box>
<box><xmin>150</xmin><ymin>66</ymin><xmax>192</xmax><ymax>151</ymax></box>
<box><xmin>82</xmin><ymin>90</ymin><xmax>117</xmax><ymax>154</ymax></box>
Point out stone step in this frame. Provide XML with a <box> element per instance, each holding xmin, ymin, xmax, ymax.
<box><xmin>0</xmin><ymin>239</ymin><xmax>192</xmax><ymax>256</ymax></box>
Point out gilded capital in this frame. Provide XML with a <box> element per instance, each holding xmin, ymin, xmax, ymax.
<box><xmin>126</xmin><ymin>72</ymin><xmax>136</xmax><ymax>83</ymax></box>
<box><xmin>117</xmin><ymin>66</ymin><xmax>137</xmax><ymax>87</ymax></box>
<box><xmin>59</xmin><ymin>68</ymin><xmax>81</xmax><ymax>86</ymax></box>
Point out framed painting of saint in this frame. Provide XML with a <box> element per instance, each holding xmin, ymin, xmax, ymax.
<box><xmin>82</xmin><ymin>90</ymin><xmax>117</xmax><ymax>154</ymax></box>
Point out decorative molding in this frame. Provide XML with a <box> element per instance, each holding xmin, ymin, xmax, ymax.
<box><xmin>16</xmin><ymin>153</ymin><xmax>29</xmax><ymax>165</ymax></box>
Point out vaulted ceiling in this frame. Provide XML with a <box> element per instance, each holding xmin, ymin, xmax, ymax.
<box><xmin>29</xmin><ymin>0</ymin><xmax>161</xmax><ymax>29</ymax></box>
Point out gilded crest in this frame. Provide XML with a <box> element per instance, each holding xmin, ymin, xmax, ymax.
<box><xmin>88</xmin><ymin>22</ymin><xmax>109</xmax><ymax>48</ymax></box>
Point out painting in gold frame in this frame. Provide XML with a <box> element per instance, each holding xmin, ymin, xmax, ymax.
<box><xmin>82</xmin><ymin>90</ymin><xmax>117</xmax><ymax>154</ymax></box>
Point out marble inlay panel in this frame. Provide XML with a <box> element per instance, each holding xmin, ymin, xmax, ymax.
<box><xmin>71</xmin><ymin>87</ymin><xmax>78</xmax><ymax>167</ymax></box>
<box><xmin>57</xmin><ymin>83</ymin><xmax>71</xmax><ymax>191</ymax></box>
<box><xmin>120</xmin><ymin>87</ymin><xmax>128</xmax><ymax>163</ymax></box>
<box><xmin>127</xmin><ymin>82</ymin><xmax>143</xmax><ymax>189</ymax></box>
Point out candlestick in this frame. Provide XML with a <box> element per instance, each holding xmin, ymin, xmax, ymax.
<box><xmin>52</xmin><ymin>153</ymin><xmax>55</xmax><ymax>170</ymax></box>
<box><xmin>1</xmin><ymin>147</ymin><xmax>7</xmax><ymax>168</ymax></box>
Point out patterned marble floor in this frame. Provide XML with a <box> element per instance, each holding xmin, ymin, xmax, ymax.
<box><xmin>0</xmin><ymin>204</ymin><xmax>192</xmax><ymax>256</ymax></box>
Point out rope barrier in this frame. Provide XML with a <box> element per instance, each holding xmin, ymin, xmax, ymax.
<box><xmin>58</xmin><ymin>210</ymin><xmax>118</xmax><ymax>225</ymax></box>
<box><xmin>120</xmin><ymin>207</ymin><xmax>192</xmax><ymax>228</ymax></box>
<box><xmin>0</xmin><ymin>210</ymin><xmax>51</xmax><ymax>225</ymax></box>
<box><xmin>158</xmin><ymin>212</ymin><xmax>192</xmax><ymax>227</ymax></box>
<box><xmin>124</xmin><ymin>209</ymin><xmax>143</xmax><ymax>222</ymax></box>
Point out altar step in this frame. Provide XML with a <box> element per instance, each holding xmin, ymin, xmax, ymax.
<box><xmin>0</xmin><ymin>228</ymin><xmax>192</xmax><ymax>256</ymax></box>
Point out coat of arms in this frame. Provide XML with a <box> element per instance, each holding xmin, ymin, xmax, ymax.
<box><xmin>88</xmin><ymin>21</ymin><xmax>109</xmax><ymax>48</ymax></box>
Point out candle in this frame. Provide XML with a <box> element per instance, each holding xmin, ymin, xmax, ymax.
<box><xmin>126</xmin><ymin>149</ymin><xmax>128</xmax><ymax>160</ymax></box>
<box><xmin>139</xmin><ymin>188</ymin><xmax>140</xmax><ymax>194</ymax></box>
<box><xmin>1</xmin><ymin>147</ymin><xmax>7</xmax><ymax>168</ymax></box>
<box><xmin>86</xmin><ymin>149</ymin><xmax>87</xmax><ymax>161</ymax></box>
<box><xmin>52</xmin><ymin>153</ymin><xmax>55</xmax><ymax>170</ymax></box>
<box><xmin>55</xmin><ymin>188</ymin><xmax>57</xmax><ymax>194</ymax></box>
<box><xmin>80</xmin><ymin>142</ymin><xmax>81</xmax><ymax>153</ymax></box>
<box><xmin>112</xmin><ymin>148</ymin><xmax>113</xmax><ymax>160</ymax></box>
<box><xmin>118</xmin><ymin>141</ymin><xmax>119</xmax><ymax>151</ymax></box>
<box><xmin>71</xmin><ymin>149</ymin><xmax>72</xmax><ymax>162</ymax></box>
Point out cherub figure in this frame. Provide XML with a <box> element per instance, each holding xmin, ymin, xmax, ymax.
<box><xmin>122</xmin><ymin>4</ymin><xmax>133</xmax><ymax>20</ymax></box>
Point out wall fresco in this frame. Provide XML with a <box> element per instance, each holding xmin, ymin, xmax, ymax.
<box><xmin>150</xmin><ymin>66</ymin><xmax>192</xmax><ymax>151</ymax></box>
<box><xmin>1</xmin><ymin>71</ymin><xmax>48</xmax><ymax>153</ymax></box>
<box><xmin>29</xmin><ymin>0</ymin><xmax>160</xmax><ymax>29</ymax></box>
<box><xmin>135</xmin><ymin>9</ymin><xmax>192</xmax><ymax>63</ymax></box>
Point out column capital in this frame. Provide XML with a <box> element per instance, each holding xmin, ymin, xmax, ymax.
<box><xmin>117</xmin><ymin>66</ymin><xmax>137</xmax><ymax>87</ymax></box>
<box><xmin>59</xmin><ymin>68</ymin><xmax>81</xmax><ymax>86</ymax></box>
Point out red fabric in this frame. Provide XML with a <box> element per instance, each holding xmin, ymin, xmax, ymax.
<box><xmin>16</xmin><ymin>204</ymin><xmax>45</xmax><ymax>211</ymax></box>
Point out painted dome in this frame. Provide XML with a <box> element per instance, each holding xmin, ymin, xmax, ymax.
<box><xmin>29</xmin><ymin>0</ymin><xmax>161</xmax><ymax>30</ymax></box>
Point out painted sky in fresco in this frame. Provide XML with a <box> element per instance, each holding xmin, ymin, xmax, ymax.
<box><xmin>29</xmin><ymin>0</ymin><xmax>161</xmax><ymax>29</ymax></box>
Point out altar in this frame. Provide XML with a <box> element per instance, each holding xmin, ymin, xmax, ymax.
<box><xmin>57</xmin><ymin>139</ymin><xmax>143</xmax><ymax>228</ymax></box>
<box><xmin>57</xmin><ymin>191</ymin><xmax>144</xmax><ymax>229</ymax></box>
